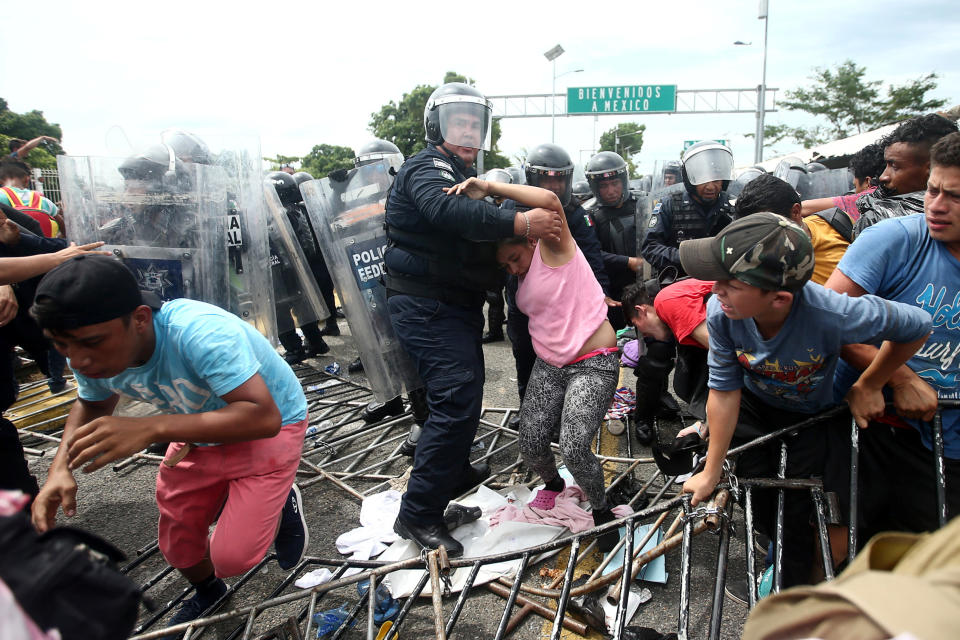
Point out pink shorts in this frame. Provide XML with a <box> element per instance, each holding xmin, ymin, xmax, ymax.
<box><xmin>155</xmin><ymin>416</ymin><xmax>307</xmax><ymax>578</ymax></box>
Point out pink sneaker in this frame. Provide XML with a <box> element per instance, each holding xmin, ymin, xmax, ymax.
<box><xmin>528</xmin><ymin>486</ymin><xmax>563</xmax><ymax>511</ymax></box>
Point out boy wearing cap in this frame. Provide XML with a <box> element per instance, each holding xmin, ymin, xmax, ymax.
<box><xmin>28</xmin><ymin>255</ymin><xmax>310</xmax><ymax>630</ymax></box>
<box><xmin>679</xmin><ymin>212</ymin><xmax>932</xmax><ymax>587</ymax></box>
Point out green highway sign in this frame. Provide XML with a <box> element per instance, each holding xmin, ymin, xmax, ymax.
<box><xmin>684</xmin><ymin>139</ymin><xmax>728</xmax><ymax>149</ymax></box>
<box><xmin>567</xmin><ymin>85</ymin><xmax>676</xmax><ymax>114</ymax></box>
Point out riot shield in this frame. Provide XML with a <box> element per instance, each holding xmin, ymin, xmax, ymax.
<box><xmin>300</xmin><ymin>161</ymin><xmax>422</xmax><ymax>402</ymax></box>
<box><xmin>802</xmin><ymin>167</ymin><xmax>854</xmax><ymax>200</ymax></box>
<box><xmin>262</xmin><ymin>184</ymin><xmax>329</xmax><ymax>334</ymax></box>
<box><xmin>58</xmin><ymin>155</ymin><xmax>229</xmax><ymax>307</ymax></box>
<box><xmin>635</xmin><ymin>193</ymin><xmax>655</xmax><ymax>282</ymax></box>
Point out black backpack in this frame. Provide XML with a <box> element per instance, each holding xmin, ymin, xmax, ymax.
<box><xmin>812</xmin><ymin>206</ymin><xmax>854</xmax><ymax>243</ymax></box>
<box><xmin>0</xmin><ymin>510</ymin><xmax>142</xmax><ymax>640</ymax></box>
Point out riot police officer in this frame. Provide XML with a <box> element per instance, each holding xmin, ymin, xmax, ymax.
<box><xmin>384</xmin><ymin>82</ymin><xmax>562</xmax><ymax>555</ymax></box>
<box><xmin>266</xmin><ymin>171</ymin><xmax>330</xmax><ymax>363</ymax></box>
<box><xmin>506</xmin><ymin>143</ymin><xmax>609</xmax><ymax>403</ymax></box>
<box><xmin>641</xmin><ymin>141</ymin><xmax>735</xmax><ymax>276</ymax></box>
<box><xmin>585</xmin><ymin>151</ymin><xmax>643</xmax><ymax>330</ymax></box>
<box><xmin>572</xmin><ymin>180</ymin><xmax>592</xmax><ymax>205</ymax></box>
<box><xmin>355</xmin><ymin>139</ymin><xmax>405</xmax><ymax>167</ymax></box>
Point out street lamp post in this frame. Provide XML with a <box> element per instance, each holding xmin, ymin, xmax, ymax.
<box><xmin>544</xmin><ymin>44</ymin><xmax>565</xmax><ymax>143</ymax></box>
<box><xmin>756</xmin><ymin>0</ymin><xmax>770</xmax><ymax>163</ymax></box>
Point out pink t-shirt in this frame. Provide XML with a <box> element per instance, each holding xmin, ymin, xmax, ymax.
<box><xmin>516</xmin><ymin>242</ymin><xmax>607</xmax><ymax>367</ymax></box>
<box><xmin>831</xmin><ymin>186</ymin><xmax>876</xmax><ymax>222</ymax></box>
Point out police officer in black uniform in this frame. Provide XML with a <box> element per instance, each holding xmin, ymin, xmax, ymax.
<box><xmin>505</xmin><ymin>143</ymin><xmax>609</xmax><ymax>405</ymax></box>
<box><xmin>585</xmin><ymin>151</ymin><xmax>643</xmax><ymax>330</ymax></box>
<box><xmin>641</xmin><ymin>141</ymin><xmax>735</xmax><ymax>276</ymax></box>
<box><xmin>384</xmin><ymin>82</ymin><xmax>562</xmax><ymax>555</ymax></box>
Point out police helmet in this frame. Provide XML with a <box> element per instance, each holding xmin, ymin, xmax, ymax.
<box><xmin>355</xmin><ymin>139</ymin><xmax>403</xmax><ymax>168</ymax></box>
<box><xmin>572</xmin><ymin>180</ymin><xmax>591</xmax><ymax>203</ymax></box>
<box><xmin>505</xmin><ymin>166</ymin><xmax>526</xmax><ymax>185</ymax></box>
<box><xmin>292</xmin><ymin>171</ymin><xmax>314</xmax><ymax>185</ymax></box>
<box><xmin>805</xmin><ymin>161</ymin><xmax>828</xmax><ymax>173</ymax></box>
<box><xmin>680</xmin><ymin>141</ymin><xmax>734</xmax><ymax>190</ymax></box>
<box><xmin>118</xmin><ymin>143</ymin><xmax>185</xmax><ymax>192</ymax></box>
<box><xmin>483</xmin><ymin>168</ymin><xmax>513</xmax><ymax>184</ymax></box>
<box><xmin>525</xmin><ymin>143</ymin><xmax>575</xmax><ymax>206</ymax></box>
<box><xmin>424</xmin><ymin>83</ymin><xmax>493</xmax><ymax>151</ymax></box>
<box><xmin>727</xmin><ymin>167</ymin><xmax>766</xmax><ymax>199</ymax></box>
<box><xmin>663</xmin><ymin>160</ymin><xmax>682</xmax><ymax>180</ymax></box>
<box><xmin>161</xmin><ymin>129</ymin><xmax>211</xmax><ymax>165</ymax></box>
<box><xmin>585</xmin><ymin>151</ymin><xmax>629</xmax><ymax>208</ymax></box>
<box><xmin>266</xmin><ymin>171</ymin><xmax>301</xmax><ymax>207</ymax></box>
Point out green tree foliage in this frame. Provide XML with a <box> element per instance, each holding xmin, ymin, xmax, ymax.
<box><xmin>0</xmin><ymin>97</ymin><xmax>64</xmax><ymax>169</ymax></box>
<box><xmin>266</xmin><ymin>153</ymin><xmax>300</xmax><ymax>171</ymax></box>
<box><xmin>299</xmin><ymin>144</ymin><xmax>356</xmax><ymax>177</ymax></box>
<box><xmin>368</xmin><ymin>71</ymin><xmax>511</xmax><ymax>168</ymax></box>
<box><xmin>598</xmin><ymin>122</ymin><xmax>645</xmax><ymax>178</ymax></box>
<box><xmin>764</xmin><ymin>61</ymin><xmax>948</xmax><ymax>148</ymax></box>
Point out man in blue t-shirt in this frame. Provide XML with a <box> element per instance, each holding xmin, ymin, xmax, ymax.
<box><xmin>827</xmin><ymin>131</ymin><xmax>960</xmax><ymax>542</ymax></box>
<box><xmin>28</xmin><ymin>256</ymin><xmax>310</xmax><ymax>631</ymax></box>
<box><xmin>678</xmin><ymin>213</ymin><xmax>932</xmax><ymax>587</ymax></box>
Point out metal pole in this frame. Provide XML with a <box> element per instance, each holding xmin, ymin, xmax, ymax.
<box><xmin>551</xmin><ymin>59</ymin><xmax>557</xmax><ymax>143</ymax></box>
<box><xmin>754</xmin><ymin>8</ymin><xmax>769</xmax><ymax>163</ymax></box>
<box><xmin>678</xmin><ymin>495</ymin><xmax>693</xmax><ymax>640</ymax></box>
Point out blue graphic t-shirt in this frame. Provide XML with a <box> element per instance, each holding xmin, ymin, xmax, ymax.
<box><xmin>75</xmin><ymin>299</ymin><xmax>307</xmax><ymax>441</ymax></box>
<box><xmin>836</xmin><ymin>213</ymin><xmax>960</xmax><ymax>457</ymax></box>
<box><xmin>708</xmin><ymin>280</ymin><xmax>931</xmax><ymax>416</ymax></box>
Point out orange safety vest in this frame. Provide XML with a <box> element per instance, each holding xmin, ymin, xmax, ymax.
<box><xmin>0</xmin><ymin>186</ymin><xmax>59</xmax><ymax>238</ymax></box>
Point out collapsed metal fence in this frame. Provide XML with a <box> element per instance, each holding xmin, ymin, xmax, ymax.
<box><xmin>14</xmin><ymin>363</ymin><xmax>954</xmax><ymax>640</ymax></box>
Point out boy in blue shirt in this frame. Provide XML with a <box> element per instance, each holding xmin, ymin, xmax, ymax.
<box><xmin>679</xmin><ymin>212</ymin><xmax>932</xmax><ymax>587</ymax></box>
<box><xmin>28</xmin><ymin>256</ymin><xmax>310</xmax><ymax>631</ymax></box>
<box><xmin>826</xmin><ymin>131</ymin><xmax>960</xmax><ymax>542</ymax></box>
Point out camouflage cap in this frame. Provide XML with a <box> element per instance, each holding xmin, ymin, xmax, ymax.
<box><xmin>678</xmin><ymin>212</ymin><xmax>814</xmax><ymax>292</ymax></box>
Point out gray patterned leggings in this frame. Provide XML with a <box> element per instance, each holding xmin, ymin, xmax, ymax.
<box><xmin>519</xmin><ymin>352</ymin><xmax>620</xmax><ymax>510</ymax></box>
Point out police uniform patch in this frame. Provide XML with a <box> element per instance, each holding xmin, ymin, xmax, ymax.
<box><xmin>439</xmin><ymin>170</ymin><xmax>455</xmax><ymax>182</ymax></box>
<box><xmin>583</xmin><ymin>214</ymin><xmax>593</xmax><ymax>227</ymax></box>
<box><xmin>648</xmin><ymin>215</ymin><xmax>658</xmax><ymax>228</ymax></box>
<box><xmin>653</xmin><ymin>202</ymin><xmax>662</xmax><ymax>214</ymax></box>
<box><xmin>433</xmin><ymin>158</ymin><xmax>454</xmax><ymax>172</ymax></box>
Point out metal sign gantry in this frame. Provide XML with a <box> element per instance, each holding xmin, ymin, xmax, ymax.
<box><xmin>488</xmin><ymin>87</ymin><xmax>778</xmax><ymax>119</ymax></box>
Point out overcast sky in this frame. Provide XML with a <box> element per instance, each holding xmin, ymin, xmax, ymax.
<box><xmin>2</xmin><ymin>0</ymin><xmax>957</xmax><ymax>174</ymax></box>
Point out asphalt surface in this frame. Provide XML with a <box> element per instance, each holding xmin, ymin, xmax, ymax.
<box><xmin>21</xmin><ymin>313</ymin><xmax>750</xmax><ymax>639</ymax></box>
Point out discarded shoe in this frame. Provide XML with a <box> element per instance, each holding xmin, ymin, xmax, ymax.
<box><xmin>362</xmin><ymin>396</ymin><xmax>405</xmax><ymax>424</ymax></box>
<box><xmin>347</xmin><ymin>356</ymin><xmax>364</xmax><ymax>374</ymax></box>
<box><xmin>443</xmin><ymin>502</ymin><xmax>482</xmax><ymax>529</ymax></box>
<box><xmin>275</xmin><ymin>485</ymin><xmax>309</xmax><ymax>570</ymax></box>
<box><xmin>393</xmin><ymin>516</ymin><xmax>463</xmax><ymax>557</ymax></box>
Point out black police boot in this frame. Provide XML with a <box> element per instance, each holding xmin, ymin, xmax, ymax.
<box><xmin>481</xmin><ymin>330</ymin><xmax>504</xmax><ymax>344</ymax></box>
<box><xmin>634</xmin><ymin>416</ymin><xmax>655</xmax><ymax>446</ymax></box>
<box><xmin>452</xmin><ymin>461</ymin><xmax>491</xmax><ymax>496</ymax></box>
<box><xmin>393</xmin><ymin>516</ymin><xmax>463</xmax><ymax>557</ymax></box>
<box><xmin>398</xmin><ymin>424</ymin><xmax>421</xmax><ymax>457</ymax></box>
<box><xmin>322</xmin><ymin>318</ymin><xmax>341</xmax><ymax>336</ymax></box>
<box><xmin>347</xmin><ymin>357</ymin><xmax>364</xmax><ymax>374</ymax></box>
<box><xmin>304</xmin><ymin>338</ymin><xmax>330</xmax><ymax>357</ymax></box>
<box><xmin>362</xmin><ymin>396</ymin><xmax>405</xmax><ymax>424</ymax></box>
<box><xmin>284</xmin><ymin>348</ymin><xmax>306</xmax><ymax>365</ymax></box>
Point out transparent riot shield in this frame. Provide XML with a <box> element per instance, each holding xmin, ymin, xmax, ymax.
<box><xmin>58</xmin><ymin>155</ymin><xmax>229</xmax><ymax>307</ymax></box>
<box><xmin>635</xmin><ymin>193</ymin><xmax>655</xmax><ymax>282</ymax></box>
<box><xmin>205</xmin><ymin>139</ymin><xmax>278</xmax><ymax>342</ymax></box>
<box><xmin>300</xmin><ymin>161</ymin><xmax>422</xmax><ymax>402</ymax></box>
<box><xmin>262</xmin><ymin>184</ymin><xmax>329</xmax><ymax>334</ymax></box>
<box><xmin>803</xmin><ymin>167</ymin><xmax>854</xmax><ymax>200</ymax></box>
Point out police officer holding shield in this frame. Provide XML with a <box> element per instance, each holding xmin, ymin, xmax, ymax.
<box><xmin>384</xmin><ymin>82</ymin><xmax>562</xmax><ymax>555</ymax></box>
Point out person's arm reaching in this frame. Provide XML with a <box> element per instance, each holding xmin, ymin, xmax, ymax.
<box><xmin>0</xmin><ymin>241</ymin><xmax>108</xmax><ymax>285</ymax></box>
<box><xmin>13</xmin><ymin>136</ymin><xmax>58</xmax><ymax>160</ymax></box>
<box><xmin>683</xmin><ymin>388</ymin><xmax>740</xmax><ymax>505</ymax></box>
<box><xmin>846</xmin><ymin>334</ymin><xmax>933</xmax><ymax>428</ymax></box>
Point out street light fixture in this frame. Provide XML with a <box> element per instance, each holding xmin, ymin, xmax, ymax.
<box><xmin>544</xmin><ymin>44</ymin><xmax>565</xmax><ymax>143</ymax></box>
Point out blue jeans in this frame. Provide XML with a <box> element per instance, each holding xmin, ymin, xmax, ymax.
<box><xmin>388</xmin><ymin>294</ymin><xmax>484</xmax><ymax>525</ymax></box>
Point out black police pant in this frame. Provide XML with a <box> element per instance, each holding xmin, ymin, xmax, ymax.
<box><xmin>388</xmin><ymin>294</ymin><xmax>484</xmax><ymax>525</ymax></box>
<box><xmin>504</xmin><ymin>277</ymin><xmax>535</xmax><ymax>402</ymax></box>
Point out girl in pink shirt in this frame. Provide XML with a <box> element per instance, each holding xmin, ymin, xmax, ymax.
<box><xmin>446</xmin><ymin>177</ymin><xmax>621</xmax><ymax>550</ymax></box>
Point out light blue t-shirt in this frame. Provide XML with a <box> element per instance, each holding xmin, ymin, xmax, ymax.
<box><xmin>75</xmin><ymin>299</ymin><xmax>307</xmax><ymax>437</ymax></box>
<box><xmin>836</xmin><ymin>213</ymin><xmax>960</xmax><ymax>457</ymax></box>
<box><xmin>707</xmin><ymin>280</ymin><xmax>932</xmax><ymax>416</ymax></box>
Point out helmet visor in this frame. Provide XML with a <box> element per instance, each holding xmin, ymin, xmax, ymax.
<box><xmin>683</xmin><ymin>146</ymin><xmax>734</xmax><ymax>185</ymax></box>
<box><xmin>436</xmin><ymin>96</ymin><xmax>493</xmax><ymax>151</ymax></box>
